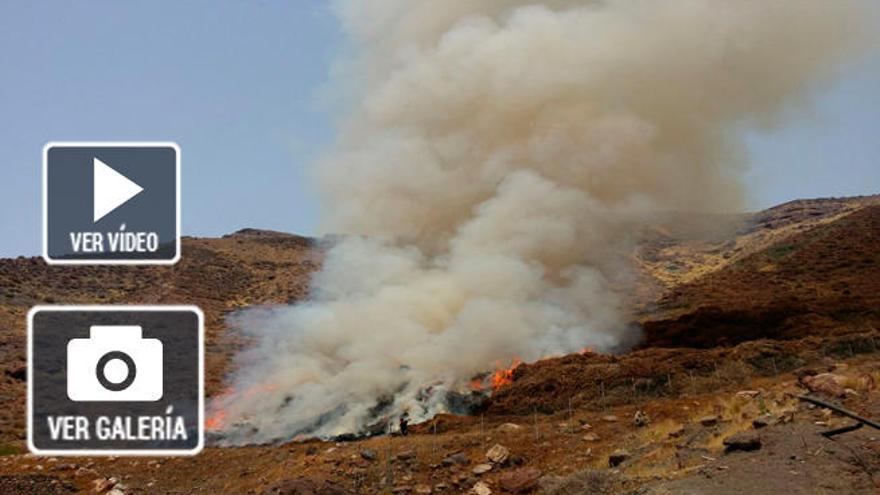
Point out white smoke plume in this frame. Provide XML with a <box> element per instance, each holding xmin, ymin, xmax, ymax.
<box><xmin>210</xmin><ymin>0</ymin><xmax>873</xmax><ymax>442</ymax></box>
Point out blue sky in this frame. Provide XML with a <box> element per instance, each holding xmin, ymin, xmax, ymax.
<box><xmin>0</xmin><ymin>2</ymin><xmax>878</xmax><ymax>257</ymax></box>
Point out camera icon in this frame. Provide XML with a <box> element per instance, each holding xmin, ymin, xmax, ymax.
<box><xmin>67</xmin><ymin>325</ymin><xmax>163</xmax><ymax>402</ymax></box>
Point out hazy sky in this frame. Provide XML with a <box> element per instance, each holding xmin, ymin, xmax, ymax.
<box><xmin>0</xmin><ymin>2</ymin><xmax>878</xmax><ymax>257</ymax></box>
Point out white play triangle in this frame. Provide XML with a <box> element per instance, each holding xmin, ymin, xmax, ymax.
<box><xmin>93</xmin><ymin>158</ymin><xmax>144</xmax><ymax>222</ymax></box>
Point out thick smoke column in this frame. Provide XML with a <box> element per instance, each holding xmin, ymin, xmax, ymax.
<box><xmin>211</xmin><ymin>0</ymin><xmax>871</xmax><ymax>442</ymax></box>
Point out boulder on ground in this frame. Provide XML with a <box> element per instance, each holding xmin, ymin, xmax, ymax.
<box><xmin>582</xmin><ymin>433</ymin><xmax>600</xmax><ymax>442</ymax></box>
<box><xmin>801</xmin><ymin>373</ymin><xmax>846</xmax><ymax>398</ymax></box>
<box><xmin>472</xmin><ymin>463</ymin><xmax>493</xmax><ymax>475</ymax></box>
<box><xmin>752</xmin><ymin>414</ymin><xmax>774</xmax><ymax>429</ymax></box>
<box><xmin>360</xmin><ymin>449</ymin><xmax>377</xmax><ymax>461</ymax></box>
<box><xmin>723</xmin><ymin>431</ymin><xmax>762</xmax><ymax>452</ymax></box>
<box><xmin>442</xmin><ymin>452</ymin><xmax>469</xmax><ymax>466</ymax></box>
<box><xmin>486</xmin><ymin>444</ymin><xmax>510</xmax><ymax>465</ymax></box>
<box><xmin>698</xmin><ymin>415</ymin><xmax>719</xmax><ymax>427</ymax></box>
<box><xmin>497</xmin><ymin>423</ymin><xmax>522</xmax><ymax>433</ymax></box>
<box><xmin>470</xmin><ymin>481</ymin><xmax>492</xmax><ymax>495</ymax></box>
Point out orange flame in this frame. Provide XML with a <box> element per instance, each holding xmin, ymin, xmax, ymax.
<box><xmin>490</xmin><ymin>358</ymin><xmax>522</xmax><ymax>390</ymax></box>
<box><xmin>205</xmin><ymin>383</ymin><xmax>279</xmax><ymax>431</ymax></box>
<box><xmin>206</xmin><ymin>409</ymin><xmax>228</xmax><ymax>431</ymax></box>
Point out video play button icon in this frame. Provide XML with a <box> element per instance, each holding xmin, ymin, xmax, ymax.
<box><xmin>93</xmin><ymin>158</ymin><xmax>144</xmax><ymax>223</ymax></box>
<box><xmin>44</xmin><ymin>142</ymin><xmax>180</xmax><ymax>264</ymax></box>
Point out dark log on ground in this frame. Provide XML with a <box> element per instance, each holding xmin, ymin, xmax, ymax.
<box><xmin>821</xmin><ymin>422</ymin><xmax>864</xmax><ymax>438</ymax></box>
<box><xmin>797</xmin><ymin>394</ymin><xmax>880</xmax><ymax>430</ymax></box>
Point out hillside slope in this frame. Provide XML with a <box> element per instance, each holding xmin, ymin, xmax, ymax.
<box><xmin>643</xmin><ymin>203</ymin><xmax>880</xmax><ymax>348</ymax></box>
<box><xmin>0</xmin><ymin>229</ymin><xmax>319</xmax><ymax>443</ymax></box>
<box><xmin>0</xmin><ymin>196</ymin><xmax>877</xmax><ymax>494</ymax></box>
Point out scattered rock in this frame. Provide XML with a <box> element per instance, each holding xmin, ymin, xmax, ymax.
<box><xmin>801</xmin><ymin>373</ymin><xmax>846</xmax><ymax>398</ymax></box>
<box><xmin>415</xmin><ymin>484</ymin><xmax>432</xmax><ymax>494</ymax></box>
<box><xmin>107</xmin><ymin>490</ymin><xmax>125</xmax><ymax>495</ymax></box>
<box><xmin>699</xmin><ymin>415</ymin><xmax>719</xmax><ymax>427</ymax></box>
<box><xmin>601</xmin><ymin>415</ymin><xmax>618</xmax><ymax>422</ymax></box>
<box><xmin>582</xmin><ymin>433</ymin><xmax>600</xmax><ymax>442</ymax></box>
<box><xmin>580</xmin><ymin>423</ymin><xmax>593</xmax><ymax>430</ymax></box>
<box><xmin>633</xmin><ymin>410</ymin><xmax>650</xmax><ymax>427</ymax></box>
<box><xmin>396</xmin><ymin>450</ymin><xmax>416</xmax><ymax>461</ymax></box>
<box><xmin>608</xmin><ymin>449</ymin><xmax>631</xmax><ymax>467</ymax></box>
<box><xmin>752</xmin><ymin>414</ymin><xmax>774</xmax><ymax>429</ymax></box>
<box><xmin>392</xmin><ymin>485</ymin><xmax>412</xmax><ymax>494</ymax></box>
<box><xmin>777</xmin><ymin>408</ymin><xmax>796</xmax><ymax>424</ymax></box>
<box><xmin>723</xmin><ymin>431</ymin><xmax>762</xmax><ymax>452</ymax></box>
<box><xmin>486</xmin><ymin>444</ymin><xmax>510</xmax><ymax>465</ymax></box>
<box><xmin>305</xmin><ymin>445</ymin><xmax>319</xmax><ymax>456</ymax></box>
<box><xmin>92</xmin><ymin>477</ymin><xmax>117</xmax><ymax>493</ymax></box>
<box><xmin>471</xmin><ymin>481</ymin><xmax>492</xmax><ymax>495</ymax></box>
<box><xmin>442</xmin><ymin>452</ymin><xmax>469</xmax><ymax>466</ymax></box>
<box><xmin>497</xmin><ymin>423</ymin><xmax>522</xmax><ymax>433</ymax></box>
<box><xmin>499</xmin><ymin>467</ymin><xmax>542</xmax><ymax>493</ymax></box>
<box><xmin>360</xmin><ymin>449</ymin><xmax>377</xmax><ymax>461</ymax></box>
<box><xmin>668</xmin><ymin>426</ymin><xmax>685</xmax><ymax>438</ymax></box>
<box><xmin>472</xmin><ymin>463</ymin><xmax>493</xmax><ymax>475</ymax></box>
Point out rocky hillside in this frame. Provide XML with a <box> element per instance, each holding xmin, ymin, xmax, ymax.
<box><xmin>0</xmin><ymin>195</ymin><xmax>877</xmax><ymax>493</ymax></box>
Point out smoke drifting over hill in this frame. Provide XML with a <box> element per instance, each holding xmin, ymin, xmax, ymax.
<box><xmin>211</xmin><ymin>0</ymin><xmax>872</xmax><ymax>442</ymax></box>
